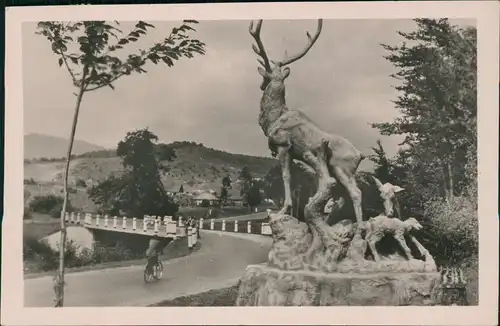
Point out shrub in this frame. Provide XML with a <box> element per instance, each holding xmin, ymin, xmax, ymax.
<box><xmin>200</xmin><ymin>199</ymin><xmax>210</xmax><ymax>207</ymax></box>
<box><xmin>28</xmin><ymin>194</ymin><xmax>72</xmax><ymax>218</ymax></box>
<box><xmin>24</xmin><ymin>178</ymin><xmax>37</xmax><ymax>185</ymax></box>
<box><xmin>92</xmin><ymin>241</ymin><xmax>140</xmax><ymax>263</ymax></box>
<box><xmin>23</xmin><ymin>236</ymin><xmax>54</xmax><ymax>259</ymax></box>
<box><xmin>23</xmin><ymin>235</ymin><xmax>59</xmax><ymax>271</ymax></box>
<box><xmin>23</xmin><ymin>210</ymin><xmax>32</xmax><ymax>220</ymax></box>
<box><xmin>421</xmin><ymin>185</ymin><xmax>478</xmax><ymax>265</ymax></box>
<box><xmin>174</xmin><ymin>193</ymin><xmax>195</xmax><ymax>207</ymax></box>
<box><xmin>23</xmin><ymin>236</ymin><xmax>142</xmax><ymax>272</ymax></box>
<box><xmin>75</xmin><ymin>178</ymin><xmax>87</xmax><ymax>188</ymax></box>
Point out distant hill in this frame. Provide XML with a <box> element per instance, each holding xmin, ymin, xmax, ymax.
<box><xmin>24</xmin><ymin>133</ymin><xmax>107</xmax><ymax>160</ymax></box>
<box><xmin>24</xmin><ymin>140</ymin><xmax>278</xmax><ymax>211</ymax></box>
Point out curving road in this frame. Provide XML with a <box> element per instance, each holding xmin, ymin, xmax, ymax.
<box><xmin>217</xmin><ymin>211</ymin><xmax>269</xmax><ymax>221</ymax></box>
<box><xmin>24</xmin><ymin>230</ymin><xmax>272</xmax><ymax>307</ymax></box>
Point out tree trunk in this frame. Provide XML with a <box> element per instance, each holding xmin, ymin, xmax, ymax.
<box><xmin>447</xmin><ymin>161</ymin><xmax>454</xmax><ymax>201</ymax></box>
<box><xmin>442</xmin><ymin>161</ymin><xmax>454</xmax><ymax>204</ymax></box>
<box><xmin>55</xmin><ymin>80</ymin><xmax>86</xmax><ymax>308</ymax></box>
<box><xmin>443</xmin><ymin>164</ymin><xmax>450</xmax><ymax>203</ymax></box>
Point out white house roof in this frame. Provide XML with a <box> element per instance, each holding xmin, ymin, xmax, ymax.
<box><xmin>193</xmin><ymin>192</ymin><xmax>219</xmax><ymax>201</ymax></box>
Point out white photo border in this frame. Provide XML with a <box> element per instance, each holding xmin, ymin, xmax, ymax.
<box><xmin>3</xmin><ymin>1</ymin><xmax>499</xmax><ymax>325</ymax></box>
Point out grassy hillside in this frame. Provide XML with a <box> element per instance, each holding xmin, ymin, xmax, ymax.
<box><xmin>24</xmin><ymin>141</ymin><xmax>277</xmax><ymax>211</ymax></box>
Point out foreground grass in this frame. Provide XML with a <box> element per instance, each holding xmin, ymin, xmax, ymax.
<box><xmin>24</xmin><ymin>213</ymin><xmax>61</xmax><ymax>239</ymax></box>
<box><xmin>151</xmin><ymin>285</ymin><xmax>239</xmax><ymax>306</ymax></box>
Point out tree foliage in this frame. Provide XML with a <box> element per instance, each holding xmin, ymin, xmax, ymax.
<box><xmin>374</xmin><ymin>18</ymin><xmax>476</xmax><ymax>203</ymax></box>
<box><xmin>263</xmin><ymin>163</ymin><xmax>317</xmax><ymax>221</ymax></box>
<box><xmin>238</xmin><ymin>167</ymin><xmax>263</xmax><ymax>212</ymax></box>
<box><xmin>371</xmin><ymin>19</ymin><xmax>477</xmax><ymax>265</ymax></box>
<box><xmin>238</xmin><ymin>166</ymin><xmax>252</xmax><ymax>199</ymax></box>
<box><xmin>246</xmin><ymin>179</ymin><xmax>263</xmax><ymax>211</ymax></box>
<box><xmin>88</xmin><ymin>129</ymin><xmax>178</xmax><ymax>217</ymax></box>
<box><xmin>219</xmin><ymin>176</ymin><xmax>232</xmax><ymax>206</ymax></box>
<box><xmin>369</xmin><ymin>140</ymin><xmax>392</xmax><ymax>183</ymax></box>
<box><xmin>36</xmin><ymin>20</ymin><xmax>206</xmax><ymax>91</ymax></box>
<box><xmin>222</xmin><ymin>176</ymin><xmax>232</xmax><ymax>189</ymax></box>
<box><xmin>28</xmin><ymin>194</ymin><xmax>73</xmax><ymax>219</ymax></box>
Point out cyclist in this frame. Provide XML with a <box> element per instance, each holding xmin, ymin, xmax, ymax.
<box><xmin>145</xmin><ymin>236</ymin><xmax>169</xmax><ymax>275</ymax></box>
<box><xmin>186</xmin><ymin>217</ymin><xmax>201</xmax><ymax>239</ymax></box>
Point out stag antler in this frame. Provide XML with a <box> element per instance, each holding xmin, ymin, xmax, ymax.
<box><xmin>279</xmin><ymin>19</ymin><xmax>323</xmax><ymax>66</ymax></box>
<box><xmin>249</xmin><ymin>20</ymin><xmax>272</xmax><ymax>73</ymax></box>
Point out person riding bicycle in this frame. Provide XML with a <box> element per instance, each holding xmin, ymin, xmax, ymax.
<box><xmin>145</xmin><ymin>236</ymin><xmax>169</xmax><ymax>274</ymax></box>
<box><xmin>186</xmin><ymin>217</ymin><xmax>201</xmax><ymax>239</ymax></box>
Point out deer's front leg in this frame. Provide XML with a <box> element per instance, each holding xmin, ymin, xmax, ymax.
<box><xmin>394</xmin><ymin>233</ymin><xmax>414</xmax><ymax>260</ymax></box>
<box><xmin>277</xmin><ymin>145</ymin><xmax>293</xmax><ymax>215</ymax></box>
<box><xmin>366</xmin><ymin>230</ymin><xmax>382</xmax><ymax>261</ymax></box>
<box><xmin>409</xmin><ymin>235</ymin><xmax>430</xmax><ymax>257</ymax></box>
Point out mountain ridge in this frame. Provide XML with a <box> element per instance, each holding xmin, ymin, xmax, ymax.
<box><xmin>24</xmin><ymin>133</ymin><xmax>107</xmax><ymax>160</ymax></box>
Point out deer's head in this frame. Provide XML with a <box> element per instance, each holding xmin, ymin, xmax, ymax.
<box><xmin>372</xmin><ymin>176</ymin><xmax>405</xmax><ymax>217</ymax></box>
<box><xmin>249</xmin><ymin>19</ymin><xmax>323</xmax><ymax>91</ymax></box>
<box><xmin>403</xmin><ymin>217</ymin><xmax>423</xmax><ymax>232</ymax></box>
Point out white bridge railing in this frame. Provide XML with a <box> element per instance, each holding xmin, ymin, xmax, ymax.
<box><xmin>199</xmin><ymin>218</ymin><xmax>273</xmax><ymax>236</ymax></box>
<box><xmin>65</xmin><ymin>212</ymin><xmax>200</xmax><ymax>247</ymax></box>
<box><xmin>65</xmin><ymin>212</ymin><xmax>273</xmax><ymax>248</ymax></box>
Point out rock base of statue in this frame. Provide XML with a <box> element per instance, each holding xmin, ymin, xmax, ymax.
<box><xmin>235</xmin><ymin>264</ymin><xmax>441</xmax><ymax>306</ymax></box>
<box><xmin>235</xmin><ymin>209</ymin><xmax>440</xmax><ymax>306</ymax></box>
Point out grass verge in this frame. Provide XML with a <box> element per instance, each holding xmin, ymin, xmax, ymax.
<box><xmin>24</xmin><ymin>242</ymin><xmax>202</xmax><ymax>279</ymax></box>
<box><xmin>151</xmin><ymin>285</ymin><xmax>239</xmax><ymax>306</ymax></box>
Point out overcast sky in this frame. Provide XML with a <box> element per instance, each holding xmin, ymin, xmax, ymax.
<box><xmin>22</xmin><ymin>19</ymin><xmax>473</xmax><ymax>169</ymax></box>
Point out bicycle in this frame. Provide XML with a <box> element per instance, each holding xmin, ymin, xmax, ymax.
<box><xmin>144</xmin><ymin>256</ymin><xmax>163</xmax><ymax>284</ymax></box>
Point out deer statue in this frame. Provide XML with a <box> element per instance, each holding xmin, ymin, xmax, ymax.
<box><xmin>372</xmin><ymin>176</ymin><xmax>404</xmax><ymax>218</ymax></box>
<box><xmin>364</xmin><ymin>215</ymin><xmax>424</xmax><ymax>262</ymax></box>
<box><xmin>249</xmin><ymin>19</ymin><xmax>366</xmax><ymax>233</ymax></box>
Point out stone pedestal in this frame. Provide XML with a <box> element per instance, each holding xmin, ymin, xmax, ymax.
<box><xmin>235</xmin><ymin>170</ymin><xmax>441</xmax><ymax>306</ymax></box>
<box><xmin>236</xmin><ymin>264</ymin><xmax>441</xmax><ymax>306</ymax></box>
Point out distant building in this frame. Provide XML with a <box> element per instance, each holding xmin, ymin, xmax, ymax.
<box><xmin>264</xmin><ymin>198</ymin><xmax>276</xmax><ymax>206</ymax></box>
<box><xmin>166</xmin><ymin>190</ymin><xmax>178</xmax><ymax>196</ymax></box>
<box><xmin>228</xmin><ymin>196</ymin><xmax>244</xmax><ymax>206</ymax></box>
<box><xmin>193</xmin><ymin>192</ymin><xmax>220</xmax><ymax>206</ymax></box>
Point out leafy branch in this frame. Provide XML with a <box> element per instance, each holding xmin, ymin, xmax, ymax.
<box><xmin>36</xmin><ymin>20</ymin><xmax>206</xmax><ymax>93</ymax></box>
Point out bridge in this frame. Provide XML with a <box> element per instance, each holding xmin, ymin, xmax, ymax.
<box><xmin>64</xmin><ymin>211</ymin><xmax>273</xmax><ymax>249</ymax></box>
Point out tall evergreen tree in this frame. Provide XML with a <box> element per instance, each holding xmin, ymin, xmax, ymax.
<box><xmin>374</xmin><ymin>19</ymin><xmax>476</xmax><ymax>203</ymax></box>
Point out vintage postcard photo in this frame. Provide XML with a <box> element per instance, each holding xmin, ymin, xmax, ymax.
<box><xmin>2</xmin><ymin>1</ymin><xmax>499</xmax><ymax>325</ymax></box>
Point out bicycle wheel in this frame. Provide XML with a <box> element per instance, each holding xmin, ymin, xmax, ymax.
<box><xmin>144</xmin><ymin>264</ymin><xmax>155</xmax><ymax>284</ymax></box>
<box><xmin>155</xmin><ymin>261</ymin><xmax>164</xmax><ymax>280</ymax></box>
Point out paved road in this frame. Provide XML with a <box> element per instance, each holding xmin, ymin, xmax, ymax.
<box><xmin>220</xmin><ymin>211</ymin><xmax>269</xmax><ymax>221</ymax></box>
<box><xmin>24</xmin><ymin>230</ymin><xmax>272</xmax><ymax>307</ymax></box>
